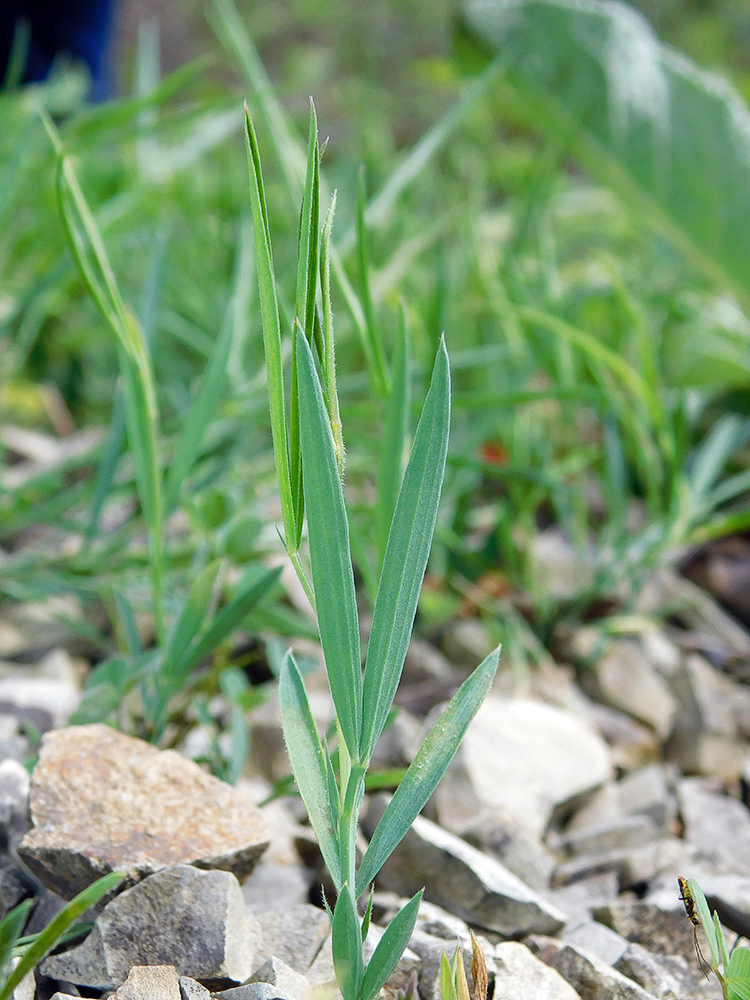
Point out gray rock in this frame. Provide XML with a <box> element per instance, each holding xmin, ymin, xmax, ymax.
<box><xmin>0</xmin><ymin>758</ymin><xmax>30</xmax><ymax>851</ymax></box>
<box><xmin>214</xmin><ymin>987</ymin><xmax>300</xmax><ymax>1000</ymax></box>
<box><xmin>256</xmin><ymin>905</ymin><xmax>330</xmax><ymax>975</ymax></box>
<box><xmin>407</xmin><ymin>930</ymin><xmax>470</xmax><ymax>1000</ymax></box>
<box><xmin>461</xmin><ymin>807</ymin><xmax>557</xmax><ymax>891</ymax></box>
<box><xmin>493</xmin><ymin>941</ymin><xmax>581</xmax><ymax>1000</ymax></box>
<box><xmin>0</xmin><ymin>865</ymin><xmax>34</xmax><ymax>921</ymax></box>
<box><xmin>581</xmin><ymin>638</ymin><xmax>677</xmax><ymax>739</ymax></box>
<box><xmin>617</xmin><ymin>766</ymin><xmax>677</xmax><ymax>832</ymax></box>
<box><xmin>19</xmin><ymin>724</ymin><xmax>269</xmax><ymax>898</ymax></box>
<box><xmin>551</xmin><ymin>943</ymin><xmax>659</xmax><ymax>1000</ymax></box>
<box><xmin>180</xmin><ymin>977</ymin><xmax>212</xmax><ymax>1000</ymax></box>
<box><xmin>562</xmin><ymin>920</ymin><xmax>629</xmax><ymax>967</ymax></box>
<box><xmin>552</xmin><ymin>837</ymin><xmax>692</xmax><ymax>891</ymax></box>
<box><xmin>573</xmin><ymin>700</ymin><xmax>659</xmax><ymax>774</ymax></box>
<box><xmin>593</xmin><ymin>900</ymin><xmax>700</xmax><ymax>976</ymax></box>
<box><xmin>614</xmin><ymin>943</ymin><xmax>692</xmax><ymax>1000</ymax></box>
<box><xmin>546</xmin><ymin>873</ymin><xmax>620</xmax><ymax>926</ymax></box>
<box><xmin>433</xmin><ymin>696</ymin><xmax>611</xmax><ymax>838</ymax></box>
<box><xmin>114</xmin><ymin>965</ymin><xmax>181</xmax><ymax>1000</ymax></box>
<box><xmin>678</xmin><ymin>777</ymin><xmax>750</xmax><ymax>873</ymax></box>
<box><xmin>241</xmin><ymin>863</ymin><xmax>311</xmax><ymax>913</ymax></box>
<box><xmin>41</xmin><ymin>865</ymin><xmax>259</xmax><ymax>989</ymax></box>
<box><xmin>553</xmin><ymin>815</ymin><xmax>660</xmax><ymax>859</ymax></box>
<box><xmin>364</xmin><ymin>802</ymin><xmax>566</xmax><ymax>937</ymax></box>
<box><xmin>0</xmin><ymin>649</ymin><xmax>81</xmax><ymax>732</ymax></box>
<box><xmin>440</xmin><ymin>620</ymin><xmax>494</xmax><ymax>669</ymax></box>
<box><xmin>666</xmin><ymin>656</ymin><xmax>750</xmax><ymax>777</ymax></box>
<box><xmin>248</xmin><ymin>958</ymin><xmax>312</xmax><ymax>1000</ymax></box>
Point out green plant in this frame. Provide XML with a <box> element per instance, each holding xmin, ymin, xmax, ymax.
<box><xmin>0</xmin><ymin>870</ymin><xmax>123</xmax><ymax>1000</ymax></box>
<box><xmin>246</xmin><ymin>100</ymin><xmax>500</xmax><ymax>1000</ymax></box>
<box><xmin>678</xmin><ymin>876</ymin><xmax>750</xmax><ymax>1000</ymax></box>
<box><xmin>440</xmin><ymin>933</ymin><xmax>488</xmax><ymax>1000</ymax></box>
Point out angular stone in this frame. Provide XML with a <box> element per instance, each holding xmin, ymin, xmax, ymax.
<box><xmin>41</xmin><ymin>865</ymin><xmax>259</xmax><ymax>990</ymax></box>
<box><xmin>0</xmin><ymin>758</ymin><xmax>30</xmax><ymax>852</ymax></box>
<box><xmin>562</xmin><ymin>920</ymin><xmax>629</xmax><ymax>967</ymax></box>
<box><xmin>256</xmin><ymin>904</ymin><xmax>330</xmax><ymax>974</ymax></box>
<box><xmin>434</xmin><ymin>696</ymin><xmax>611</xmax><ymax>838</ymax></box>
<box><xmin>179</xmin><ymin>977</ymin><xmax>212</xmax><ymax>1000</ymax></box>
<box><xmin>583</xmin><ymin>638</ymin><xmax>677</xmax><ymax>739</ymax></box>
<box><xmin>19</xmin><ymin>724</ymin><xmax>269</xmax><ymax>897</ymax></box>
<box><xmin>678</xmin><ymin>777</ymin><xmax>750</xmax><ymax>874</ymax></box>
<box><xmin>214</xmin><ymin>987</ymin><xmax>300</xmax><ymax>1000</ymax></box>
<box><xmin>551</xmin><ymin>943</ymin><xmax>659</xmax><ymax>1000</ymax></box>
<box><xmin>115</xmin><ymin>965</ymin><xmax>181</xmax><ymax>1000</ymax></box>
<box><xmin>593</xmin><ymin>900</ymin><xmax>699</xmax><ymax>976</ymax></box>
<box><xmin>0</xmin><ymin>649</ymin><xmax>80</xmax><ymax>733</ymax></box>
<box><xmin>614</xmin><ymin>943</ymin><xmax>696</xmax><ymax>1000</ymax></box>
<box><xmin>460</xmin><ymin>807</ymin><xmax>557</xmax><ymax>891</ymax></box>
<box><xmin>364</xmin><ymin>802</ymin><xmax>566</xmax><ymax>936</ymax></box>
<box><xmin>494</xmin><ymin>941</ymin><xmax>580</xmax><ymax>1000</ymax></box>
<box><xmin>249</xmin><ymin>958</ymin><xmax>312</xmax><ymax>1000</ymax></box>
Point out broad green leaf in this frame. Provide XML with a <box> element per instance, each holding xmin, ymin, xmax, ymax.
<box><xmin>461</xmin><ymin>0</ymin><xmax>750</xmax><ymax>313</ymax></box>
<box><xmin>332</xmin><ymin>890</ymin><xmax>364</xmax><ymax>1000</ymax></box>
<box><xmin>296</xmin><ymin>329</ymin><xmax>362</xmax><ymax>760</ymax></box>
<box><xmin>278</xmin><ymin>651</ymin><xmax>341</xmax><ymax>889</ymax></box>
<box><xmin>686</xmin><ymin>878</ymin><xmax>719</xmax><ymax>968</ymax></box>
<box><xmin>0</xmin><ymin>871</ymin><xmax>124</xmax><ymax>1000</ymax></box>
<box><xmin>441</xmin><ymin>952</ymin><xmax>455</xmax><ymax>1000</ymax></box>
<box><xmin>185</xmin><ymin>565</ymin><xmax>282</xmax><ymax>671</ymax></box>
<box><xmin>360</xmin><ymin>890</ymin><xmax>423</xmax><ymax>1000</ymax></box>
<box><xmin>375</xmin><ymin>304</ymin><xmax>411</xmax><ymax>569</ymax></box>
<box><xmin>0</xmin><ymin>899</ymin><xmax>33</xmax><ymax>974</ymax></box>
<box><xmin>244</xmin><ymin>105</ymin><xmax>295</xmax><ymax>549</ymax></box>
<box><xmin>361</xmin><ymin>339</ymin><xmax>450</xmax><ymax>763</ymax></box>
<box><xmin>356</xmin><ymin>646</ymin><xmax>500</xmax><ymax>895</ymax></box>
<box><xmin>728</xmin><ymin>950</ymin><xmax>750</xmax><ymax>1000</ymax></box>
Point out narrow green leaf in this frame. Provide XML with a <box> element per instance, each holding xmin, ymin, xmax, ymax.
<box><xmin>728</xmin><ymin>950</ymin><xmax>750</xmax><ymax>1000</ymax></box>
<box><xmin>161</xmin><ymin>561</ymin><xmax>220</xmax><ymax>677</ymax></box>
<box><xmin>356</xmin><ymin>166</ymin><xmax>388</xmax><ymax>398</ymax></box>
<box><xmin>163</xmin><ymin>309</ymin><xmax>234</xmax><ymax>514</ymax></box>
<box><xmin>375</xmin><ymin>304</ymin><xmax>411</xmax><ymax>568</ymax></box>
<box><xmin>713</xmin><ymin>911</ymin><xmax>730</xmax><ymax>971</ymax></box>
<box><xmin>332</xmin><ymin>890</ymin><xmax>364</xmax><ymax>1000</ymax></box>
<box><xmin>356</xmin><ymin>646</ymin><xmax>500</xmax><ymax>895</ymax></box>
<box><xmin>296</xmin><ymin>329</ymin><xmax>362</xmax><ymax>760</ymax></box>
<box><xmin>361</xmin><ymin>890</ymin><xmax>423</xmax><ymax>1000</ymax></box>
<box><xmin>361</xmin><ymin>339</ymin><xmax>450</xmax><ymax>763</ymax></box>
<box><xmin>244</xmin><ymin>105</ymin><xmax>296</xmax><ymax>549</ymax></box>
<box><xmin>185</xmin><ymin>565</ymin><xmax>282</xmax><ymax>671</ymax></box>
<box><xmin>289</xmin><ymin>103</ymin><xmax>321</xmax><ymax>548</ymax></box>
<box><xmin>440</xmin><ymin>952</ymin><xmax>455</xmax><ymax>1000</ymax></box>
<box><xmin>278</xmin><ymin>651</ymin><xmax>341</xmax><ymax>889</ymax></box>
<box><xmin>0</xmin><ymin>900</ymin><xmax>33</xmax><ymax>974</ymax></box>
<box><xmin>461</xmin><ymin>0</ymin><xmax>750</xmax><ymax>313</ymax></box>
<box><xmin>687</xmin><ymin>878</ymin><xmax>719</xmax><ymax>968</ymax></box>
<box><xmin>320</xmin><ymin>192</ymin><xmax>344</xmax><ymax>478</ymax></box>
<box><xmin>0</xmin><ymin>871</ymin><xmax>124</xmax><ymax>1000</ymax></box>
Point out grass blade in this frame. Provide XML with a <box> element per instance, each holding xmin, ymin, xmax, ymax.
<box><xmin>360</xmin><ymin>890</ymin><xmax>423</xmax><ymax>1000</ymax></box>
<box><xmin>184</xmin><ymin>565</ymin><xmax>282</xmax><ymax>671</ymax></box>
<box><xmin>332</xmin><ymin>889</ymin><xmax>364</xmax><ymax>1000</ymax></box>
<box><xmin>0</xmin><ymin>900</ymin><xmax>33</xmax><ymax>975</ymax></box>
<box><xmin>361</xmin><ymin>339</ymin><xmax>450</xmax><ymax>762</ymax></box>
<box><xmin>278</xmin><ymin>650</ymin><xmax>341</xmax><ymax>889</ymax></box>
<box><xmin>244</xmin><ymin>104</ymin><xmax>296</xmax><ymax>550</ymax></box>
<box><xmin>687</xmin><ymin>878</ymin><xmax>719</xmax><ymax>968</ymax></box>
<box><xmin>296</xmin><ymin>329</ymin><xmax>362</xmax><ymax>760</ymax></box>
<box><xmin>356</xmin><ymin>166</ymin><xmax>388</xmax><ymax>399</ymax></box>
<box><xmin>356</xmin><ymin>645</ymin><xmax>500</xmax><ymax>895</ymax></box>
<box><xmin>375</xmin><ymin>303</ymin><xmax>411</xmax><ymax>569</ymax></box>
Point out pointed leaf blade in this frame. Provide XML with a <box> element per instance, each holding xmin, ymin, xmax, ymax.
<box><xmin>278</xmin><ymin>650</ymin><xmax>342</xmax><ymax>889</ymax></box>
<box><xmin>332</xmin><ymin>890</ymin><xmax>364</xmax><ymax>1000</ymax></box>
<box><xmin>361</xmin><ymin>890</ymin><xmax>423</xmax><ymax>1000</ymax></box>
<box><xmin>296</xmin><ymin>329</ymin><xmax>362</xmax><ymax>759</ymax></box>
<box><xmin>356</xmin><ymin>646</ymin><xmax>500</xmax><ymax>895</ymax></box>
<box><xmin>361</xmin><ymin>338</ymin><xmax>450</xmax><ymax>762</ymax></box>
